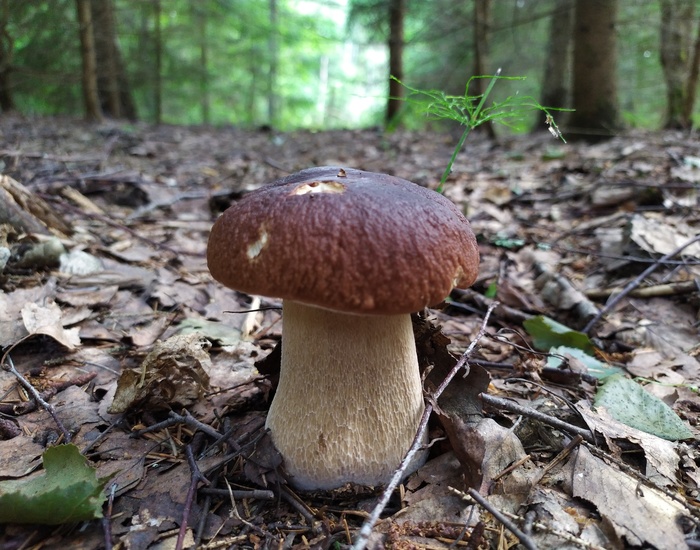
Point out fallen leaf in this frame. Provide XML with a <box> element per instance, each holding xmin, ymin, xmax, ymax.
<box><xmin>21</xmin><ymin>300</ymin><xmax>81</xmax><ymax>350</ymax></box>
<box><xmin>0</xmin><ymin>444</ymin><xmax>110</xmax><ymax>525</ymax></box>
<box><xmin>570</xmin><ymin>445</ymin><xmax>688</xmax><ymax>549</ymax></box>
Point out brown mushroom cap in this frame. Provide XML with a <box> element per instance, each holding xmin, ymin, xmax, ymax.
<box><xmin>207</xmin><ymin>166</ymin><xmax>479</xmax><ymax>315</ymax></box>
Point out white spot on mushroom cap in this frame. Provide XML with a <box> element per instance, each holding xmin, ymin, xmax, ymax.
<box><xmin>246</xmin><ymin>230</ymin><xmax>269</xmax><ymax>260</ymax></box>
<box><xmin>292</xmin><ymin>180</ymin><xmax>346</xmax><ymax>195</ymax></box>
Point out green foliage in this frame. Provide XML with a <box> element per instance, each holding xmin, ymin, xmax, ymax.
<box><xmin>395</xmin><ymin>73</ymin><xmax>570</xmax><ymax>191</ymax></box>
<box><xmin>547</xmin><ymin>346</ymin><xmax>623</xmax><ymax>379</ymax></box>
<box><xmin>4</xmin><ymin>0</ymin><xmax>696</xmax><ymax>129</ymax></box>
<box><xmin>594</xmin><ymin>374</ymin><xmax>693</xmax><ymax>441</ymax></box>
<box><xmin>523</xmin><ymin>315</ymin><xmax>595</xmax><ymax>355</ymax></box>
<box><xmin>0</xmin><ymin>444</ymin><xmax>111</xmax><ymax>525</ymax></box>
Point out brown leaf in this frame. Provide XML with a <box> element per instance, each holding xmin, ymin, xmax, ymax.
<box><xmin>108</xmin><ymin>333</ymin><xmax>211</xmax><ymax>414</ymax></box>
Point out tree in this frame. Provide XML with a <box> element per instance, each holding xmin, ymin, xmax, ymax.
<box><xmin>192</xmin><ymin>3</ymin><xmax>209</xmax><ymax>124</ymax></box>
<box><xmin>659</xmin><ymin>0</ymin><xmax>698</xmax><ymax>129</ymax></box>
<box><xmin>75</xmin><ymin>0</ymin><xmax>102</xmax><ymax>121</ymax></box>
<box><xmin>153</xmin><ymin>0</ymin><xmax>162</xmax><ymax>124</ymax></box>
<box><xmin>267</xmin><ymin>0</ymin><xmax>279</xmax><ymax>127</ymax></box>
<box><xmin>541</xmin><ymin>0</ymin><xmax>574</xmax><ymax>109</ymax></box>
<box><xmin>386</xmin><ymin>0</ymin><xmax>404</xmax><ymax>125</ymax></box>
<box><xmin>0</xmin><ymin>0</ymin><xmax>14</xmax><ymax>112</ymax></box>
<box><xmin>569</xmin><ymin>0</ymin><xmax>621</xmax><ymax>139</ymax></box>
<box><xmin>91</xmin><ymin>0</ymin><xmax>137</xmax><ymax>119</ymax></box>
<box><xmin>471</xmin><ymin>0</ymin><xmax>495</xmax><ymax>138</ymax></box>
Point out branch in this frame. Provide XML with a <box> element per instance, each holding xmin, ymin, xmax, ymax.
<box><xmin>583</xmin><ymin>234</ymin><xmax>700</xmax><ymax>334</ymax></box>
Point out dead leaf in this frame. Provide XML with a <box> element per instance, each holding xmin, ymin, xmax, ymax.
<box><xmin>21</xmin><ymin>300</ymin><xmax>81</xmax><ymax>350</ymax></box>
<box><xmin>108</xmin><ymin>333</ymin><xmax>211</xmax><ymax>414</ymax></box>
<box><xmin>570</xmin><ymin>445</ymin><xmax>688</xmax><ymax>549</ymax></box>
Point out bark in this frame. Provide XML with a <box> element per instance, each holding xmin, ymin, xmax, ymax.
<box><xmin>0</xmin><ymin>0</ymin><xmax>14</xmax><ymax>112</ymax></box>
<box><xmin>569</xmin><ymin>0</ymin><xmax>620</xmax><ymax>140</ymax></box>
<box><xmin>684</xmin><ymin>18</ymin><xmax>700</xmax><ymax>125</ymax></box>
<box><xmin>472</xmin><ymin>0</ymin><xmax>495</xmax><ymax>139</ymax></box>
<box><xmin>75</xmin><ymin>0</ymin><xmax>102</xmax><ymax>122</ymax></box>
<box><xmin>91</xmin><ymin>0</ymin><xmax>137</xmax><ymax>120</ymax></box>
<box><xmin>194</xmin><ymin>4</ymin><xmax>209</xmax><ymax>124</ymax></box>
<box><xmin>153</xmin><ymin>0</ymin><xmax>162</xmax><ymax>124</ymax></box>
<box><xmin>267</xmin><ymin>0</ymin><xmax>279</xmax><ymax>127</ymax></box>
<box><xmin>386</xmin><ymin>0</ymin><xmax>405</xmax><ymax>125</ymax></box>
<box><xmin>660</xmin><ymin>0</ymin><xmax>695</xmax><ymax>129</ymax></box>
<box><xmin>541</xmin><ymin>0</ymin><xmax>574</xmax><ymax>109</ymax></box>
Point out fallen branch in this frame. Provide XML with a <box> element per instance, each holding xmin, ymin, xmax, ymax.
<box><xmin>583</xmin><ymin>234</ymin><xmax>700</xmax><ymax>334</ymax></box>
<box><xmin>585</xmin><ymin>279</ymin><xmax>699</xmax><ymax>300</ymax></box>
<box><xmin>351</xmin><ymin>302</ymin><xmax>498</xmax><ymax>550</ymax></box>
<box><xmin>463</xmin><ymin>487</ymin><xmax>538</xmax><ymax>550</ymax></box>
<box><xmin>1</xmin><ymin>354</ymin><xmax>72</xmax><ymax>443</ymax></box>
<box><xmin>450</xmin><ymin>486</ymin><xmax>608</xmax><ymax>550</ymax></box>
<box><xmin>176</xmin><ymin>441</ymin><xmax>210</xmax><ymax>550</ymax></box>
<box><xmin>479</xmin><ymin>393</ymin><xmax>595</xmax><ymax>444</ymax></box>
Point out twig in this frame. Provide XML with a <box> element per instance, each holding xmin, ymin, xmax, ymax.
<box><xmin>1</xmin><ymin>354</ymin><xmax>72</xmax><ymax>443</ymax></box>
<box><xmin>585</xmin><ymin>278</ymin><xmax>700</xmax><ymax>300</ymax></box>
<box><xmin>132</xmin><ymin>410</ymin><xmax>222</xmax><ymax>440</ymax></box>
<box><xmin>280</xmin><ymin>486</ymin><xmax>319</xmax><ymax>529</ymax></box>
<box><xmin>479</xmin><ymin>393</ymin><xmax>595</xmax><ymax>444</ymax></box>
<box><xmin>176</xmin><ymin>442</ymin><xmax>211</xmax><ymax>550</ymax></box>
<box><xmin>464</xmin><ymin>488</ymin><xmax>538</xmax><ymax>550</ymax></box>
<box><xmin>451</xmin><ymin>486</ymin><xmax>608</xmax><ymax>550</ymax></box>
<box><xmin>583</xmin><ymin>234</ymin><xmax>700</xmax><ymax>334</ymax></box>
<box><xmin>200</xmin><ymin>488</ymin><xmax>276</xmax><ymax>500</ymax></box>
<box><xmin>102</xmin><ymin>483</ymin><xmax>117</xmax><ymax>550</ymax></box>
<box><xmin>351</xmin><ymin>302</ymin><xmax>498</xmax><ymax>550</ymax></box>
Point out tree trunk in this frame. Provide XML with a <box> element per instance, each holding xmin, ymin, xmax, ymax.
<box><xmin>660</xmin><ymin>0</ymin><xmax>694</xmax><ymax>129</ymax></box>
<box><xmin>471</xmin><ymin>0</ymin><xmax>495</xmax><ymax>139</ymax></box>
<box><xmin>0</xmin><ymin>0</ymin><xmax>14</xmax><ymax>112</ymax></box>
<box><xmin>683</xmin><ymin>17</ymin><xmax>700</xmax><ymax>125</ymax></box>
<box><xmin>267</xmin><ymin>0</ymin><xmax>279</xmax><ymax>127</ymax></box>
<box><xmin>75</xmin><ymin>0</ymin><xmax>102</xmax><ymax>122</ymax></box>
<box><xmin>541</xmin><ymin>0</ymin><xmax>574</xmax><ymax>109</ymax></box>
<box><xmin>194</xmin><ymin>4</ymin><xmax>209</xmax><ymax>125</ymax></box>
<box><xmin>91</xmin><ymin>0</ymin><xmax>137</xmax><ymax>120</ymax></box>
<box><xmin>153</xmin><ymin>0</ymin><xmax>162</xmax><ymax>124</ymax></box>
<box><xmin>386</xmin><ymin>0</ymin><xmax>405</xmax><ymax>126</ymax></box>
<box><xmin>569</xmin><ymin>0</ymin><xmax>620</xmax><ymax>140</ymax></box>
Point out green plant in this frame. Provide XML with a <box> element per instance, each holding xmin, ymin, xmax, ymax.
<box><xmin>394</xmin><ymin>70</ymin><xmax>571</xmax><ymax>192</ymax></box>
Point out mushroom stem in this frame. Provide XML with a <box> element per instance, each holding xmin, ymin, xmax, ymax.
<box><xmin>265</xmin><ymin>300</ymin><xmax>426</xmax><ymax>490</ymax></box>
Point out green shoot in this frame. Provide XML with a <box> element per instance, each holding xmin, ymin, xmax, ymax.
<box><xmin>393</xmin><ymin>70</ymin><xmax>572</xmax><ymax>193</ymax></box>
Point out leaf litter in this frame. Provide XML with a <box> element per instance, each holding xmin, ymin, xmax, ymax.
<box><xmin>0</xmin><ymin>115</ymin><xmax>699</xmax><ymax>548</ymax></box>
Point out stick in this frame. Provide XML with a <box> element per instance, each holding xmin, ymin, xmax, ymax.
<box><xmin>1</xmin><ymin>354</ymin><xmax>72</xmax><ymax>443</ymax></box>
<box><xmin>351</xmin><ymin>302</ymin><xmax>498</xmax><ymax>550</ymax></box>
<box><xmin>583</xmin><ymin>234</ymin><xmax>700</xmax><ymax>334</ymax></box>
<box><xmin>176</xmin><ymin>443</ymin><xmax>210</xmax><ymax>550</ymax></box>
<box><xmin>479</xmin><ymin>393</ymin><xmax>595</xmax><ymax>443</ymax></box>
<box><xmin>465</xmin><ymin>488</ymin><xmax>539</xmax><ymax>550</ymax></box>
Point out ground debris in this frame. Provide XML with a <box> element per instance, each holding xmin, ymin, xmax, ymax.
<box><xmin>1</xmin><ymin>117</ymin><xmax>699</xmax><ymax>548</ymax></box>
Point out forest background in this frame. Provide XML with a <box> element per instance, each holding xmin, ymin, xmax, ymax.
<box><xmin>2</xmin><ymin>0</ymin><xmax>699</xmax><ymax>134</ymax></box>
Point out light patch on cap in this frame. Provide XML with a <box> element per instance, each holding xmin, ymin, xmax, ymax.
<box><xmin>451</xmin><ymin>266</ymin><xmax>466</xmax><ymax>288</ymax></box>
<box><xmin>246</xmin><ymin>230</ymin><xmax>269</xmax><ymax>260</ymax></box>
<box><xmin>293</xmin><ymin>180</ymin><xmax>346</xmax><ymax>195</ymax></box>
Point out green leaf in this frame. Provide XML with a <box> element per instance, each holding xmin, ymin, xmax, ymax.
<box><xmin>547</xmin><ymin>345</ymin><xmax>623</xmax><ymax>379</ymax></box>
<box><xmin>0</xmin><ymin>444</ymin><xmax>110</xmax><ymax>525</ymax></box>
<box><xmin>523</xmin><ymin>315</ymin><xmax>595</xmax><ymax>354</ymax></box>
<box><xmin>484</xmin><ymin>281</ymin><xmax>498</xmax><ymax>299</ymax></box>
<box><xmin>594</xmin><ymin>375</ymin><xmax>693</xmax><ymax>441</ymax></box>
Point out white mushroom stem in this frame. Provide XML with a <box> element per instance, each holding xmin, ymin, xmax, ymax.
<box><xmin>265</xmin><ymin>300</ymin><xmax>426</xmax><ymax>490</ymax></box>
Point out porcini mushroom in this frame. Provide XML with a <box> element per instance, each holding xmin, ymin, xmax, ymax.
<box><xmin>207</xmin><ymin>166</ymin><xmax>479</xmax><ymax>490</ymax></box>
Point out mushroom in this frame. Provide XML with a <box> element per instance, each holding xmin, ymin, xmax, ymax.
<box><xmin>207</xmin><ymin>166</ymin><xmax>479</xmax><ymax>490</ymax></box>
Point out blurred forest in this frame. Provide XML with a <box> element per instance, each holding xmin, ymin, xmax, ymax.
<box><xmin>0</xmin><ymin>0</ymin><xmax>699</xmax><ymax>133</ymax></box>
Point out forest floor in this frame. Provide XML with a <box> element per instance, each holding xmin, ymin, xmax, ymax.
<box><xmin>0</xmin><ymin>115</ymin><xmax>699</xmax><ymax>550</ymax></box>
